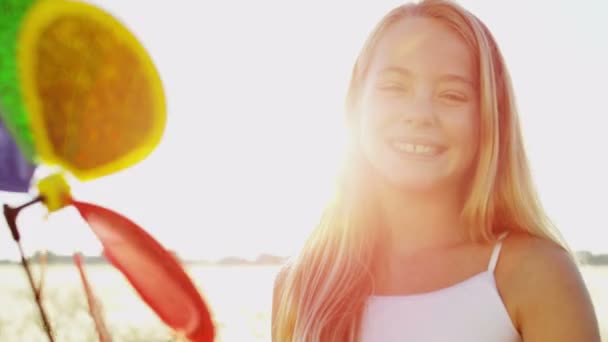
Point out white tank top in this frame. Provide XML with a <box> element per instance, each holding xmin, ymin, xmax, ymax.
<box><xmin>360</xmin><ymin>232</ymin><xmax>521</xmax><ymax>342</ymax></box>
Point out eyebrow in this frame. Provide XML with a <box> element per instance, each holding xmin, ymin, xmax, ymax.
<box><xmin>439</xmin><ymin>74</ymin><xmax>475</xmax><ymax>87</ymax></box>
<box><xmin>377</xmin><ymin>66</ymin><xmax>475</xmax><ymax>87</ymax></box>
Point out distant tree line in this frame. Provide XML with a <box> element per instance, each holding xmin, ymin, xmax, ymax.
<box><xmin>0</xmin><ymin>251</ymin><xmax>289</xmax><ymax>266</ymax></box>
<box><xmin>2</xmin><ymin>249</ymin><xmax>605</xmax><ymax>266</ymax></box>
<box><xmin>215</xmin><ymin>253</ymin><xmax>288</xmax><ymax>266</ymax></box>
<box><xmin>3</xmin><ymin>250</ymin><xmax>607</xmax><ymax>266</ymax></box>
<box><xmin>575</xmin><ymin>251</ymin><xmax>608</xmax><ymax>265</ymax></box>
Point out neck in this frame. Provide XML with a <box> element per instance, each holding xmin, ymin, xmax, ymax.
<box><xmin>373</xmin><ymin>179</ymin><xmax>470</xmax><ymax>260</ymax></box>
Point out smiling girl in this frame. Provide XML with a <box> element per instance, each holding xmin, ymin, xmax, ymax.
<box><xmin>272</xmin><ymin>1</ymin><xmax>601</xmax><ymax>341</ymax></box>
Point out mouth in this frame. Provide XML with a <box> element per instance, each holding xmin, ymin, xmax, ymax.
<box><xmin>388</xmin><ymin>139</ymin><xmax>447</xmax><ymax>158</ymax></box>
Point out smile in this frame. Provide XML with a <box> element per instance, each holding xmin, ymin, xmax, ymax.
<box><xmin>389</xmin><ymin>140</ymin><xmax>446</xmax><ymax>157</ymax></box>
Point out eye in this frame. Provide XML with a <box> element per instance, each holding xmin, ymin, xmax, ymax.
<box><xmin>440</xmin><ymin>91</ymin><xmax>468</xmax><ymax>103</ymax></box>
<box><xmin>377</xmin><ymin>82</ymin><xmax>409</xmax><ymax>93</ymax></box>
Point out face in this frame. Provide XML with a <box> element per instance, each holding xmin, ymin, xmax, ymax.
<box><xmin>357</xmin><ymin>17</ymin><xmax>479</xmax><ymax>193</ymax></box>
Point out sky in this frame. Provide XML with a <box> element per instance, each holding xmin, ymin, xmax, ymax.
<box><xmin>1</xmin><ymin>0</ymin><xmax>607</xmax><ymax>261</ymax></box>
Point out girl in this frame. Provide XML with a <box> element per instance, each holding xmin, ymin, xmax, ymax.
<box><xmin>272</xmin><ymin>0</ymin><xmax>601</xmax><ymax>341</ymax></box>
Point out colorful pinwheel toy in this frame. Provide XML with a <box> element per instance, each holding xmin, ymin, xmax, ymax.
<box><xmin>0</xmin><ymin>0</ymin><xmax>215</xmax><ymax>341</ymax></box>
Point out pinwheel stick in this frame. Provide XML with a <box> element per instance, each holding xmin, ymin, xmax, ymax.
<box><xmin>3</xmin><ymin>196</ymin><xmax>55</xmax><ymax>342</ymax></box>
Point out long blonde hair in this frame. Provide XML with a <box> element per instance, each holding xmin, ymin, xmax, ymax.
<box><xmin>273</xmin><ymin>1</ymin><xmax>568</xmax><ymax>340</ymax></box>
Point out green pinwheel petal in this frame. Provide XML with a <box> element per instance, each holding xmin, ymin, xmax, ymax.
<box><xmin>0</xmin><ymin>0</ymin><xmax>38</xmax><ymax>162</ymax></box>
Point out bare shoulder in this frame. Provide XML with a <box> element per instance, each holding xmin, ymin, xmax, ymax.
<box><xmin>500</xmin><ymin>232</ymin><xmax>601</xmax><ymax>341</ymax></box>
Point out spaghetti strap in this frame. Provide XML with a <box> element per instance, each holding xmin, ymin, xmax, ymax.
<box><xmin>487</xmin><ymin>231</ymin><xmax>509</xmax><ymax>272</ymax></box>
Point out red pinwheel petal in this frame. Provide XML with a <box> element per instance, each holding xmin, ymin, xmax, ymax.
<box><xmin>71</xmin><ymin>200</ymin><xmax>214</xmax><ymax>342</ymax></box>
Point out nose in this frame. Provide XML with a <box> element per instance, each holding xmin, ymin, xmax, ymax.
<box><xmin>402</xmin><ymin>94</ymin><xmax>435</xmax><ymax>126</ymax></box>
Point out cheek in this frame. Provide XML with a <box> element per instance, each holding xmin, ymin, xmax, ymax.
<box><xmin>358</xmin><ymin>93</ymin><xmax>395</xmax><ymax>139</ymax></box>
<box><xmin>444</xmin><ymin>109</ymin><xmax>479</xmax><ymax>157</ymax></box>
<box><xmin>358</xmin><ymin>97</ymin><xmax>380</xmax><ymax>144</ymax></box>
<box><xmin>356</xmin><ymin>103</ymin><xmax>389</xmax><ymax>169</ymax></box>
<box><xmin>358</xmin><ymin>111</ymin><xmax>380</xmax><ymax>159</ymax></box>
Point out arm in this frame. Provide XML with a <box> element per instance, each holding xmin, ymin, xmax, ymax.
<box><xmin>515</xmin><ymin>238</ymin><xmax>601</xmax><ymax>341</ymax></box>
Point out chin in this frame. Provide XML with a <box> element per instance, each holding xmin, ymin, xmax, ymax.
<box><xmin>381</xmin><ymin>171</ymin><xmax>449</xmax><ymax>193</ymax></box>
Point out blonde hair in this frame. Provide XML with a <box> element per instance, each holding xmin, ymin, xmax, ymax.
<box><xmin>273</xmin><ymin>1</ymin><xmax>568</xmax><ymax>340</ymax></box>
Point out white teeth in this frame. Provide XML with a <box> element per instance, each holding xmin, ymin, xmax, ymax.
<box><xmin>391</xmin><ymin>142</ymin><xmax>440</xmax><ymax>156</ymax></box>
<box><xmin>415</xmin><ymin>145</ymin><xmax>429</xmax><ymax>154</ymax></box>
